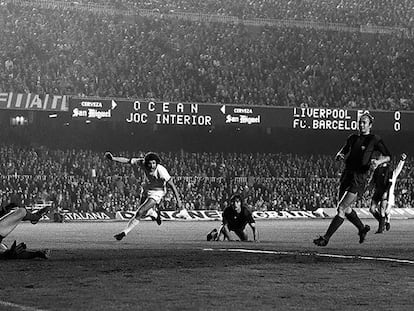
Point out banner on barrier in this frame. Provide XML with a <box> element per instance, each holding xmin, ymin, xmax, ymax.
<box><xmin>319</xmin><ymin>208</ymin><xmax>414</xmax><ymax>219</ymax></box>
<box><xmin>116</xmin><ymin>208</ymin><xmax>414</xmax><ymax>221</ymax></box>
<box><xmin>0</xmin><ymin>92</ymin><xmax>68</xmax><ymax>111</ymax></box>
<box><xmin>116</xmin><ymin>209</ymin><xmax>326</xmax><ymax>221</ymax></box>
<box><xmin>42</xmin><ymin>208</ymin><xmax>414</xmax><ymax>222</ymax></box>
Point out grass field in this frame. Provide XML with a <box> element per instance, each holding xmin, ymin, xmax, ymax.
<box><xmin>1</xmin><ymin>219</ymin><xmax>413</xmax><ymax>311</ymax></box>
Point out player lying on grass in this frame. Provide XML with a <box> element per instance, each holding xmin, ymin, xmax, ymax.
<box><xmin>0</xmin><ymin>240</ymin><xmax>50</xmax><ymax>260</ymax></box>
<box><xmin>0</xmin><ymin>202</ymin><xmax>50</xmax><ymax>260</ymax></box>
<box><xmin>105</xmin><ymin>151</ymin><xmax>189</xmax><ymax>241</ymax></box>
<box><xmin>207</xmin><ymin>194</ymin><xmax>258</xmax><ymax>242</ymax></box>
<box><xmin>368</xmin><ymin>153</ymin><xmax>407</xmax><ymax>233</ymax></box>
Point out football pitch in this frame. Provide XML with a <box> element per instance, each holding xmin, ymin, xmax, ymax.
<box><xmin>1</xmin><ymin>219</ymin><xmax>413</xmax><ymax>311</ymax></box>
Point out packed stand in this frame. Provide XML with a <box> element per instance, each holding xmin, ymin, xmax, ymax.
<box><xmin>62</xmin><ymin>0</ymin><xmax>414</xmax><ymax>28</ymax></box>
<box><xmin>1</xmin><ymin>144</ymin><xmax>413</xmax><ymax>213</ymax></box>
<box><xmin>1</xmin><ymin>3</ymin><xmax>414</xmax><ymax>110</ymax></box>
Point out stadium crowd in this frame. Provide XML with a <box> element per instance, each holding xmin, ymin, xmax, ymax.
<box><xmin>1</xmin><ymin>144</ymin><xmax>412</xmax><ymax>213</ymax></box>
<box><xmin>65</xmin><ymin>0</ymin><xmax>414</xmax><ymax>28</ymax></box>
<box><xmin>1</xmin><ymin>2</ymin><xmax>413</xmax><ymax>213</ymax></box>
<box><xmin>1</xmin><ymin>2</ymin><xmax>413</xmax><ymax>110</ymax></box>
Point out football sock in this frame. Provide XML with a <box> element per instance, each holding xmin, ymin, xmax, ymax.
<box><xmin>372</xmin><ymin>211</ymin><xmax>381</xmax><ymax>222</ymax></box>
<box><xmin>379</xmin><ymin>216</ymin><xmax>385</xmax><ymax>231</ymax></box>
<box><xmin>324</xmin><ymin>215</ymin><xmax>344</xmax><ymax>239</ymax></box>
<box><xmin>385</xmin><ymin>214</ymin><xmax>390</xmax><ymax>223</ymax></box>
<box><xmin>123</xmin><ymin>218</ymin><xmax>139</xmax><ymax>235</ymax></box>
<box><xmin>345</xmin><ymin>210</ymin><xmax>364</xmax><ymax>231</ymax></box>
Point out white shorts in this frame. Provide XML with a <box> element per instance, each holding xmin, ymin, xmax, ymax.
<box><xmin>146</xmin><ymin>190</ymin><xmax>166</xmax><ymax>205</ymax></box>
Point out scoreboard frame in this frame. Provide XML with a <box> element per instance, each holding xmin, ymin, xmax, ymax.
<box><xmin>69</xmin><ymin>97</ymin><xmax>413</xmax><ymax>132</ymax></box>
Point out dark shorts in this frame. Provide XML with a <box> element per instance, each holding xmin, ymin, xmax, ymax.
<box><xmin>371</xmin><ymin>167</ymin><xmax>391</xmax><ymax>203</ymax></box>
<box><xmin>372</xmin><ymin>186</ymin><xmax>390</xmax><ymax>203</ymax></box>
<box><xmin>229</xmin><ymin>227</ymin><xmax>248</xmax><ymax>241</ymax></box>
<box><xmin>339</xmin><ymin>169</ymin><xmax>369</xmax><ymax>198</ymax></box>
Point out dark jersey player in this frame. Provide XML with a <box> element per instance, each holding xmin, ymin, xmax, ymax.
<box><xmin>314</xmin><ymin>112</ymin><xmax>391</xmax><ymax>246</ymax></box>
<box><xmin>368</xmin><ymin>153</ymin><xmax>407</xmax><ymax>233</ymax></box>
<box><xmin>219</xmin><ymin>194</ymin><xmax>258</xmax><ymax>242</ymax></box>
<box><xmin>368</xmin><ymin>162</ymin><xmax>393</xmax><ymax>233</ymax></box>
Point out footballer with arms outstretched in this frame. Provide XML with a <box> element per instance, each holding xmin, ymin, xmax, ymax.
<box><xmin>105</xmin><ymin>151</ymin><xmax>189</xmax><ymax>241</ymax></box>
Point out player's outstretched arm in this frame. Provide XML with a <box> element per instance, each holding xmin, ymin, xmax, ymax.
<box><xmin>395</xmin><ymin>153</ymin><xmax>407</xmax><ymax>175</ymax></box>
<box><xmin>249</xmin><ymin>223</ymin><xmax>259</xmax><ymax>242</ymax></box>
<box><xmin>215</xmin><ymin>225</ymin><xmax>224</xmax><ymax>241</ymax></box>
<box><xmin>335</xmin><ymin>150</ymin><xmax>345</xmax><ymax>161</ymax></box>
<box><xmin>221</xmin><ymin>224</ymin><xmax>233</xmax><ymax>241</ymax></box>
<box><xmin>104</xmin><ymin>152</ymin><xmax>132</xmax><ymax>164</ymax></box>
<box><xmin>167</xmin><ymin>179</ymin><xmax>183</xmax><ymax>210</ymax></box>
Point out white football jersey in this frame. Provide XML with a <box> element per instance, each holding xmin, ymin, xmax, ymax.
<box><xmin>130</xmin><ymin>158</ymin><xmax>171</xmax><ymax>191</ymax></box>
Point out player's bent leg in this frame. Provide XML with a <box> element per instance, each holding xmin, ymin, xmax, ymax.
<box><xmin>22</xmin><ymin>206</ymin><xmax>50</xmax><ymax>224</ymax></box>
<box><xmin>341</xmin><ymin>192</ymin><xmax>370</xmax><ymax>243</ymax></box>
<box><xmin>372</xmin><ymin>202</ymin><xmax>383</xmax><ymax>234</ymax></box>
<box><xmin>375</xmin><ymin>200</ymin><xmax>387</xmax><ymax>234</ymax></box>
<box><xmin>234</xmin><ymin>229</ymin><xmax>248</xmax><ymax>242</ymax></box>
<box><xmin>206</xmin><ymin>228</ymin><xmax>218</xmax><ymax>241</ymax></box>
<box><xmin>314</xmin><ymin>194</ymin><xmax>352</xmax><ymax>246</ymax></box>
<box><xmin>146</xmin><ymin>207</ymin><xmax>162</xmax><ymax>226</ymax></box>
<box><xmin>114</xmin><ymin>199</ymin><xmax>157</xmax><ymax>241</ymax></box>
<box><xmin>369</xmin><ymin>202</ymin><xmax>381</xmax><ymax>223</ymax></box>
<box><xmin>384</xmin><ymin>201</ymin><xmax>392</xmax><ymax>231</ymax></box>
<box><xmin>346</xmin><ymin>209</ymin><xmax>370</xmax><ymax>243</ymax></box>
<box><xmin>0</xmin><ymin>208</ymin><xmax>27</xmax><ymax>239</ymax></box>
<box><xmin>314</xmin><ymin>192</ymin><xmax>357</xmax><ymax>247</ymax></box>
<box><xmin>213</xmin><ymin>225</ymin><xmax>224</xmax><ymax>241</ymax></box>
<box><xmin>135</xmin><ymin>199</ymin><xmax>157</xmax><ymax>219</ymax></box>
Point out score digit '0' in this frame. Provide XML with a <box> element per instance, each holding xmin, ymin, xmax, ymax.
<box><xmin>394</xmin><ymin>111</ymin><xmax>401</xmax><ymax>132</ymax></box>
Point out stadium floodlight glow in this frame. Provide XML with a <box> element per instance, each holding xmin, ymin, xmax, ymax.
<box><xmin>49</xmin><ymin>114</ymin><xmax>58</xmax><ymax>118</ymax></box>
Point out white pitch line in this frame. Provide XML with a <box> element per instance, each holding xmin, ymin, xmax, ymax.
<box><xmin>202</xmin><ymin>248</ymin><xmax>414</xmax><ymax>265</ymax></box>
<box><xmin>0</xmin><ymin>300</ymin><xmax>47</xmax><ymax>311</ymax></box>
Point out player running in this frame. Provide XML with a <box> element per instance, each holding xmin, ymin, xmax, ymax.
<box><xmin>314</xmin><ymin>112</ymin><xmax>391</xmax><ymax>246</ymax></box>
<box><xmin>105</xmin><ymin>151</ymin><xmax>189</xmax><ymax>241</ymax></box>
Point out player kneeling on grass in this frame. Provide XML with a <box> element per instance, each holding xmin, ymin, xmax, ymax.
<box><xmin>105</xmin><ymin>151</ymin><xmax>189</xmax><ymax>241</ymax></box>
<box><xmin>0</xmin><ymin>203</ymin><xmax>50</xmax><ymax>260</ymax></box>
<box><xmin>208</xmin><ymin>194</ymin><xmax>258</xmax><ymax>242</ymax></box>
